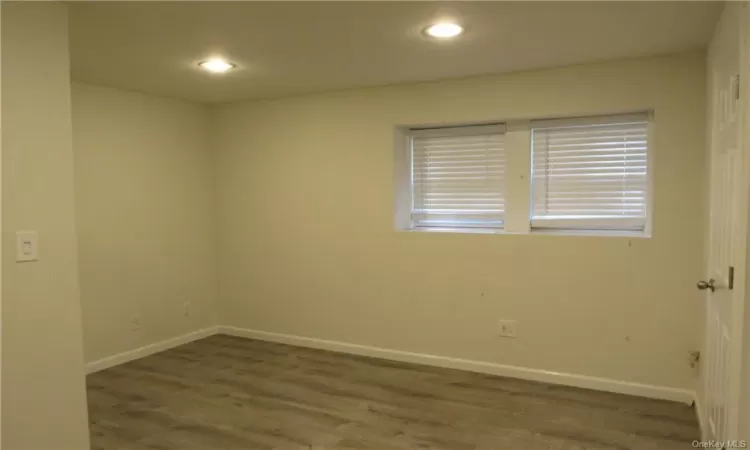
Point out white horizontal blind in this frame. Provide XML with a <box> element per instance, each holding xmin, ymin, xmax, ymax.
<box><xmin>531</xmin><ymin>114</ymin><xmax>649</xmax><ymax>230</ymax></box>
<box><xmin>411</xmin><ymin>126</ymin><xmax>505</xmax><ymax>229</ymax></box>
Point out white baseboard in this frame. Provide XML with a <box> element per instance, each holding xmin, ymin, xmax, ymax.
<box><xmin>85</xmin><ymin>326</ymin><xmax>220</xmax><ymax>374</ymax></box>
<box><xmin>218</xmin><ymin>325</ymin><xmax>695</xmax><ymax>404</ymax></box>
<box><xmin>84</xmin><ymin>324</ymin><xmax>695</xmax><ymax>405</ymax></box>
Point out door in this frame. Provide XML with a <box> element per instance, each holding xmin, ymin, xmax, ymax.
<box><xmin>703</xmin><ymin>2</ymin><xmax>747</xmax><ymax>442</ymax></box>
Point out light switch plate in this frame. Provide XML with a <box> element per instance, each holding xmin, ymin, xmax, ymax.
<box><xmin>16</xmin><ymin>231</ymin><xmax>39</xmax><ymax>262</ymax></box>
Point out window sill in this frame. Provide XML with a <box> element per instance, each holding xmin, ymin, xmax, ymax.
<box><xmin>530</xmin><ymin>229</ymin><xmax>651</xmax><ymax>239</ymax></box>
<box><xmin>401</xmin><ymin>227</ymin><xmax>506</xmax><ymax>235</ymax></box>
<box><xmin>397</xmin><ymin>227</ymin><xmax>651</xmax><ymax>238</ymax></box>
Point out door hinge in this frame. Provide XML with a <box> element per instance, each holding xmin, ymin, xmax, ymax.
<box><xmin>729</xmin><ymin>265</ymin><xmax>734</xmax><ymax>290</ymax></box>
<box><xmin>734</xmin><ymin>74</ymin><xmax>740</xmax><ymax>100</ymax></box>
<box><xmin>689</xmin><ymin>350</ymin><xmax>700</xmax><ymax>368</ymax></box>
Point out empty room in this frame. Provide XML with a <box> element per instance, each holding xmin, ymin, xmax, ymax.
<box><xmin>2</xmin><ymin>1</ymin><xmax>750</xmax><ymax>449</ymax></box>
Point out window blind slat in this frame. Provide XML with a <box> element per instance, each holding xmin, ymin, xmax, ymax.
<box><xmin>531</xmin><ymin>116</ymin><xmax>649</xmax><ymax>230</ymax></box>
<box><xmin>411</xmin><ymin>130</ymin><xmax>505</xmax><ymax>229</ymax></box>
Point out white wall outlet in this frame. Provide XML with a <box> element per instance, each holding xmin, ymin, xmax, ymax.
<box><xmin>498</xmin><ymin>320</ymin><xmax>517</xmax><ymax>338</ymax></box>
<box><xmin>183</xmin><ymin>301</ymin><xmax>191</xmax><ymax>317</ymax></box>
<box><xmin>131</xmin><ymin>317</ymin><xmax>141</xmax><ymax>331</ymax></box>
<box><xmin>15</xmin><ymin>231</ymin><xmax>39</xmax><ymax>262</ymax></box>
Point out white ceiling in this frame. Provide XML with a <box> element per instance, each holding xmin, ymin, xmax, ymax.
<box><xmin>68</xmin><ymin>1</ymin><xmax>723</xmax><ymax>104</ymax></box>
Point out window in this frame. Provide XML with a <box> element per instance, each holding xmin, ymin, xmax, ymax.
<box><xmin>395</xmin><ymin>112</ymin><xmax>651</xmax><ymax>236</ymax></box>
<box><xmin>410</xmin><ymin>125</ymin><xmax>506</xmax><ymax>230</ymax></box>
<box><xmin>531</xmin><ymin>114</ymin><xmax>649</xmax><ymax>231</ymax></box>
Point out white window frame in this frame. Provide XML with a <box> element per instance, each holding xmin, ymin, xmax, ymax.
<box><xmin>394</xmin><ymin>123</ymin><xmax>508</xmax><ymax>234</ymax></box>
<box><xmin>394</xmin><ymin>112</ymin><xmax>654</xmax><ymax>237</ymax></box>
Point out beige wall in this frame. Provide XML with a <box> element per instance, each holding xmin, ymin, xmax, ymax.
<box><xmin>1</xmin><ymin>3</ymin><xmax>91</xmax><ymax>448</ymax></box>
<box><xmin>214</xmin><ymin>52</ymin><xmax>707</xmax><ymax>390</ymax></box>
<box><xmin>72</xmin><ymin>83</ymin><xmax>217</xmax><ymax>363</ymax></box>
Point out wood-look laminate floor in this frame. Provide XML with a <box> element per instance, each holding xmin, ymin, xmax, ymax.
<box><xmin>87</xmin><ymin>334</ymin><xmax>698</xmax><ymax>450</ymax></box>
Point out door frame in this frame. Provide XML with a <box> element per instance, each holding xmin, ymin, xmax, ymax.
<box><xmin>728</xmin><ymin>1</ymin><xmax>750</xmax><ymax>439</ymax></box>
<box><xmin>740</xmin><ymin>0</ymin><xmax>750</xmax><ymax>438</ymax></box>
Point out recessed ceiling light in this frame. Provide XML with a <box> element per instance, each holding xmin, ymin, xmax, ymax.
<box><xmin>424</xmin><ymin>22</ymin><xmax>464</xmax><ymax>39</ymax></box>
<box><xmin>198</xmin><ymin>59</ymin><xmax>236</xmax><ymax>73</ymax></box>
